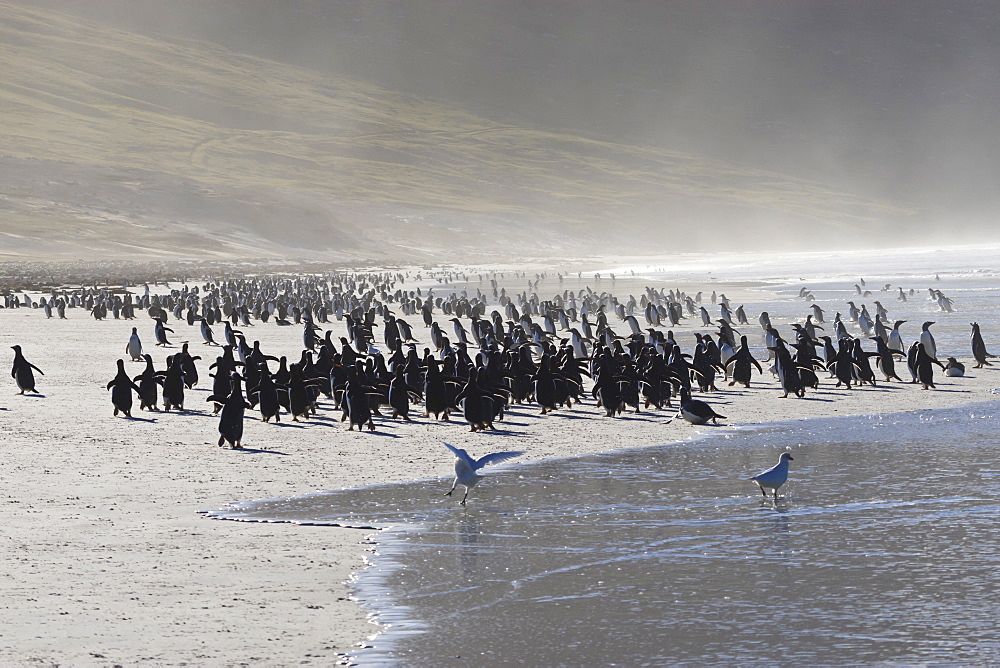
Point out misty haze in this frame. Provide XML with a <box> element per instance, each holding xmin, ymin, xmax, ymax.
<box><xmin>5</xmin><ymin>0</ymin><xmax>1000</xmax><ymax>261</ymax></box>
<box><xmin>3</xmin><ymin>3</ymin><xmax>1000</xmax><ymax>666</ymax></box>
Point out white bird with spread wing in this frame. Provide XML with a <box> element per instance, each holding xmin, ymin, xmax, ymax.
<box><xmin>443</xmin><ymin>442</ymin><xmax>524</xmax><ymax>506</ymax></box>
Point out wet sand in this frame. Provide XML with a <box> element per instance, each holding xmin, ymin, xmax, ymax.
<box><xmin>1</xmin><ymin>261</ymin><xmax>998</xmax><ymax>663</ymax></box>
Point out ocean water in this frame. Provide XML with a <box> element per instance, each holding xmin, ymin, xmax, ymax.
<box><xmin>210</xmin><ymin>401</ymin><xmax>1000</xmax><ymax>665</ymax></box>
<box><xmin>205</xmin><ymin>246</ymin><xmax>1000</xmax><ymax>664</ymax></box>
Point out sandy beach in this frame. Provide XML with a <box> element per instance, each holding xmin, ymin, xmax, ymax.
<box><xmin>1</xmin><ymin>261</ymin><xmax>998</xmax><ymax>664</ymax></box>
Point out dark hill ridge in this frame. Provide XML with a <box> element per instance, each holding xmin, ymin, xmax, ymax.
<box><xmin>0</xmin><ymin>1</ymin><xmax>932</xmax><ymax>262</ymax></box>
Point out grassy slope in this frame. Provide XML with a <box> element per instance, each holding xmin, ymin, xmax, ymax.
<box><xmin>0</xmin><ymin>2</ymin><xmax>916</xmax><ymax>261</ymax></box>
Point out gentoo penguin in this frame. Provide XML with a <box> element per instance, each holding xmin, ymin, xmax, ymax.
<box><xmin>532</xmin><ymin>355</ymin><xmax>559</xmax><ymax>415</ymax></box>
<box><xmin>872</xmin><ymin>316</ymin><xmax>888</xmax><ymax>345</ymax></box>
<box><xmin>751</xmin><ymin>452</ymin><xmax>793</xmax><ymax>500</ymax></box>
<box><xmin>970</xmin><ymin>322</ymin><xmax>996</xmax><ymax>368</ymax></box>
<box><xmin>455</xmin><ymin>373</ymin><xmax>493</xmax><ymax>431</ymax></box>
<box><xmin>803</xmin><ymin>314</ymin><xmax>823</xmax><ymax>341</ymax></box>
<box><xmin>177</xmin><ymin>343</ymin><xmax>201</xmax><ymax>388</ymax></box>
<box><xmin>719</xmin><ymin>302</ymin><xmax>733</xmax><ymax>324</ymax></box>
<box><xmin>870</xmin><ymin>337</ymin><xmax>904</xmax><ymax>382</ymax></box>
<box><xmin>160</xmin><ymin>355</ymin><xmax>186</xmax><ymax>411</ymax></box>
<box><xmin>676</xmin><ymin>387</ymin><xmax>726</xmax><ymax>425</ymax></box>
<box><xmin>810</xmin><ymin>304</ymin><xmax>824</xmax><ymax>323</ymax></box>
<box><xmin>919</xmin><ymin>322</ymin><xmax>938</xmax><ymax>360</ymax></box>
<box><xmin>10</xmin><ymin>345</ymin><xmax>43</xmax><ymax>395</ymax></box>
<box><xmin>700</xmin><ymin>307</ymin><xmax>713</xmax><ymax>326</ymax></box>
<box><xmin>833</xmin><ymin>314</ymin><xmax>850</xmax><ymax>341</ymax></box>
<box><xmin>847</xmin><ymin>301</ymin><xmax>860</xmax><ymax>323</ymax></box>
<box><xmin>153</xmin><ymin>318</ymin><xmax>173</xmax><ymax>346</ymax></box>
<box><xmin>936</xmin><ymin>292</ymin><xmax>954</xmax><ymax>313</ymax></box>
<box><xmin>944</xmin><ymin>357</ymin><xmax>965</xmax><ymax>377</ymax></box>
<box><xmin>134</xmin><ymin>354</ymin><xmax>161</xmax><ymax>411</ymax></box>
<box><xmin>758</xmin><ymin>311</ymin><xmax>772</xmax><ymax>331</ymax></box>
<box><xmin>451</xmin><ymin>318</ymin><xmax>473</xmax><ymax>346</ymax></box>
<box><xmin>873</xmin><ymin>301</ymin><xmax>889</xmax><ymax>322</ymax></box>
<box><xmin>726</xmin><ymin>335</ymin><xmax>763</xmax><ymax>388</ymax></box>
<box><xmin>247</xmin><ymin>367</ymin><xmax>281</xmax><ymax>423</ymax></box>
<box><xmin>906</xmin><ymin>341</ymin><xmax>920</xmax><ymax>383</ymax></box>
<box><xmin>126</xmin><ymin>327</ymin><xmax>143</xmax><ymax>361</ymax></box>
<box><xmin>106</xmin><ymin>359</ymin><xmax>141</xmax><ymax>417</ymax></box>
<box><xmin>342</xmin><ymin>372</ymin><xmax>376</xmax><ymax>431</ymax></box>
<box><xmin>832</xmin><ymin>338</ymin><xmax>857</xmax><ymax>389</ymax></box>
<box><xmin>769</xmin><ymin>341</ymin><xmax>806</xmax><ymax>398</ymax></box>
<box><xmin>888</xmin><ymin>320</ymin><xmax>906</xmax><ymax>353</ymax></box>
<box><xmin>199</xmin><ymin>318</ymin><xmax>217</xmax><ymax>345</ymax></box>
<box><xmin>422</xmin><ymin>359</ymin><xmax>452</xmax><ymax>420</ymax></box>
<box><xmin>914</xmin><ymin>342</ymin><xmax>945</xmax><ymax>389</ymax></box>
<box><xmin>388</xmin><ymin>366</ymin><xmax>420</xmax><ymax>420</ymax></box>
<box><xmin>209</xmin><ymin>372</ymin><xmax>252</xmax><ymax>448</ymax></box>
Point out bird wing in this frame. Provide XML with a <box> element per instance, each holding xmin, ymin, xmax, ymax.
<box><xmin>474</xmin><ymin>450</ymin><xmax>525</xmax><ymax>470</ymax></box>
<box><xmin>751</xmin><ymin>461</ymin><xmax>787</xmax><ymax>484</ymax></box>
<box><xmin>443</xmin><ymin>442</ymin><xmax>476</xmax><ymax>468</ymax></box>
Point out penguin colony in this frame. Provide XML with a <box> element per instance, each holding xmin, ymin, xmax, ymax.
<box><xmin>4</xmin><ymin>270</ymin><xmax>995</xmax><ymax>452</ymax></box>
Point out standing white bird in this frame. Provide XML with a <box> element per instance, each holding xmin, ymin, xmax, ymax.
<box><xmin>750</xmin><ymin>452</ymin><xmax>794</xmax><ymax>499</ymax></box>
<box><xmin>443</xmin><ymin>442</ymin><xmax>524</xmax><ymax>506</ymax></box>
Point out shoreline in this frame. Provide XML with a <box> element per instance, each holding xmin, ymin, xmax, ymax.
<box><xmin>1</xmin><ymin>257</ymin><xmax>998</xmax><ymax>663</ymax></box>
<box><xmin>206</xmin><ymin>392</ymin><xmax>1000</xmax><ymax>664</ymax></box>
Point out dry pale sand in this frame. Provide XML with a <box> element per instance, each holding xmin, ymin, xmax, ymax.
<box><xmin>1</xmin><ymin>272</ymin><xmax>997</xmax><ymax>665</ymax></box>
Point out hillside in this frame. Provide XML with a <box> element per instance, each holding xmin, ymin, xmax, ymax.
<box><xmin>1</xmin><ymin>2</ymin><xmax>918</xmax><ymax>263</ymax></box>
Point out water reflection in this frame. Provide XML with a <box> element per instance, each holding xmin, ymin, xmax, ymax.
<box><xmin>458</xmin><ymin>515</ymin><xmax>480</xmax><ymax>577</ymax></box>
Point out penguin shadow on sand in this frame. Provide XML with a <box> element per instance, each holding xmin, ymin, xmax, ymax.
<box><xmin>120</xmin><ymin>414</ymin><xmax>157</xmax><ymax>423</ymax></box>
<box><xmin>229</xmin><ymin>444</ymin><xmax>289</xmax><ymax>455</ymax></box>
<box><xmin>340</xmin><ymin>423</ymin><xmax>405</xmax><ymax>438</ymax></box>
<box><xmin>546</xmin><ymin>411</ymin><xmax>593</xmax><ymax>422</ymax></box>
<box><xmin>621</xmin><ymin>412</ymin><xmax>677</xmax><ymax>424</ymax></box>
<box><xmin>162</xmin><ymin>410</ymin><xmax>216</xmax><ymax>418</ymax></box>
<box><xmin>789</xmin><ymin>393</ymin><xmax>837</xmax><ymax>403</ymax></box>
<box><xmin>922</xmin><ymin>385</ymin><xmax>975</xmax><ymax>394</ymax></box>
<box><xmin>470</xmin><ymin>426</ymin><xmax>523</xmax><ymax>437</ymax></box>
<box><xmin>367</xmin><ymin>429</ymin><xmax>405</xmax><ymax>438</ymax></box>
<box><xmin>302</xmin><ymin>413</ymin><xmax>341</xmax><ymax>425</ymax></box>
<box><xmin>267</xmin><ymin>420</ymin><xmax>310</xmax><ymax>430</ymax></box>
<box><xmin>316</xmin><ymin>412</ymin><xmax>407</xmax><ymax>437</ymax></box>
